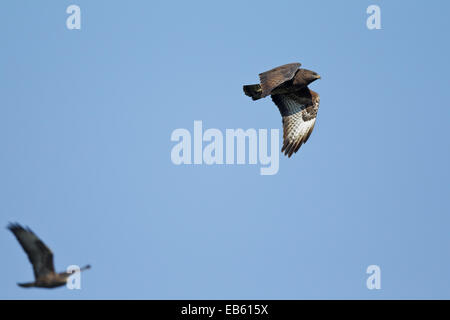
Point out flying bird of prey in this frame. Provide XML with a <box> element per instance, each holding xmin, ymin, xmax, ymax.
<box><xmin>7</xmin><ymin>223</ymin><xmax>91</xmax><ymax>288</ymax></box>
<box><xmin>243</xmin><ymin>62</ymin><xmax>321</xmax><ymax>157</ymax></box>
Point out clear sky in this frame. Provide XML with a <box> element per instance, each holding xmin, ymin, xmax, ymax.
<box><xmin>1</xmin><ymin>0</ymin><xmax>449</xmax><ymax>299</ymax></box>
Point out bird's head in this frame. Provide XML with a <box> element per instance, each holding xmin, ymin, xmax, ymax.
<box><xmin>299</xmin><ymin>68</ymin><xmax>321</xmax><ymax>84</ymax></box>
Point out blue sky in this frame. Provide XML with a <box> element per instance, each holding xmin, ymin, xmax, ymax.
<box><xmin>1</xmin><ymin>0</ymin><xmax>449</xmax><ymax>299</ymax></box>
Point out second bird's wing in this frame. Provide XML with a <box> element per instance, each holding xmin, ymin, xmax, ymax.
<box><xmin>8</xmin><ymin>223</ymin><xmax>55</xmax><ymax>279</ymax></box>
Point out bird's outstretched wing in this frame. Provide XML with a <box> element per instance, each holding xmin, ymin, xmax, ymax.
<box><xmin>271</xmin><ymin>88</ymin><xmax>320</xmax><ymax>157</ymax></box>
<box><xmin>259</xmin><ymin>63</ymin><xmax>301</xmax><ymax>98</ymax></box>
<box><xmin>7</xmin><ymin>223</ymin><xmax>55</xmax><ymax>279</ymax></box>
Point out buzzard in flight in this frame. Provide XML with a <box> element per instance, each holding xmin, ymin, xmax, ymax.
<box><xmin>7</xmin><ymin>223</ymin><xmax>91</xmax><ymax>288</ymax></box>
<box><xmin>243</xmin><ymin>62</ymin><xmax>321</xmax><ymax>157</ymax></box>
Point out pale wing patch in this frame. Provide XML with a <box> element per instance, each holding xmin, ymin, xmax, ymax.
<box><xmin>271</xmin><ymin>89</ymin><xmax>319</xmax><ymax>157</ymax></box>
<box><xmin>282</xmin><ymin>113</ymin><xmax>316</xmax><ymax>157</ymax></box>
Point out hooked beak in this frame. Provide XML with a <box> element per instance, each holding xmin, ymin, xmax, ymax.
<box><xmin>315</xmin><ymin>74</ymin><xmax>321</xmax><ymax>79</ymax></box>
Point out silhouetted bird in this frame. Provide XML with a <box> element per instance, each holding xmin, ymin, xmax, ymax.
<box><xmin>243</xmin><ymin>62</ymin><xmax>321</xmax><ymax>157</ymax></box>
<box><xmin>7</xmin><ymin>223</ymin><xmax>91</xmax><ymax>288</ymax></box>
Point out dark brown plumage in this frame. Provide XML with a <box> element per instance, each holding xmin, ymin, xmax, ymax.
<box><xmin>7</xmin><ymin>223</ymin><xmax>91</xmax><ymax>288</ymax></box>
<box><xmin>243</xmin><ymin>62</ymin><xmax>321</xmax><ymax>157</ymax></box>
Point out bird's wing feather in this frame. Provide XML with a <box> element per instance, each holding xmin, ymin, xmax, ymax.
<box><xmin>258</xmin><ymin>63</ymin><xmax>301</xmax><ymax>98</ymax></box>
<box><xmin>271</xmin><ymin>89</ymin><xmax>319</xmax><ymax>157</ymax></box>
<box><xmin>8</xmin><ymin>223</ymin><xmax>55</xmax><ymax>279</ymax></box>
